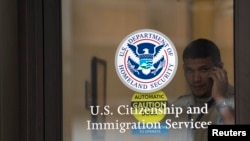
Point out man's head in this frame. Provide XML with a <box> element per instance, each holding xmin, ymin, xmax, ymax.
<box><xmin>182</xmin><ymin>38</ymin><xmax>223</xmax><ymax>98</ymax></box>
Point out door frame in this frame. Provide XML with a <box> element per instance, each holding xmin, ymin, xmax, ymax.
<box><xmin>18</xmin><ymin>0</ymin><xmax>62</xmax><ymax>141</ymax></box>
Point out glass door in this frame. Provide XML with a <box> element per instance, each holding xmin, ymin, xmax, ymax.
<box><xmin>62</xmin><ymin>0</ymin><xmax>234</xmax><ymax>141</ymax></box>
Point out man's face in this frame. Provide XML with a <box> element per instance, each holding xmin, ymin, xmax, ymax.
<box><xmin>183</xmin><ymin>57</ymin><xmax>215</xmax><ymax>98</ymax></box>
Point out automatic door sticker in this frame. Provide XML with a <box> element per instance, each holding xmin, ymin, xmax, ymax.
<box><xmin>115</xmin><ymin>29</ymin><xmax>178</xmax><ymax>93</ymax></box>
<box><xmin>131</xmin><ymin>90</ymin><xmax>168</xmax><ymax>123</ymax></box>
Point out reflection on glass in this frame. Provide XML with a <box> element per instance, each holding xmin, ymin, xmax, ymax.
<box><xmin>62</xmin><ymin>0</ymin><xmax>234</xmax><ymax>141</ymax></box>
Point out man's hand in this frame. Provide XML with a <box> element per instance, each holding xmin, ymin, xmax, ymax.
<box><xmin>209</xmin><ymin>67</ymin><xmax>235</xmax><ymax>124</ymax></box>
<box><xmin>208</xmin><ymin>67</ymin><xmax>228</xmax><ymax>103</ymax></box>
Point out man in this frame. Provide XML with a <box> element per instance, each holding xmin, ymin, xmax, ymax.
<box><xmin>166</xmin><ymin>38</ymin><xmax>235</xmax><ymax>141</ymax></box>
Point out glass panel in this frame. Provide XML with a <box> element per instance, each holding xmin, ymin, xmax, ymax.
<box><xmin>62</xmin><ymin>0</ymin><xmax>234</xmax><ymax>141</ymax></box>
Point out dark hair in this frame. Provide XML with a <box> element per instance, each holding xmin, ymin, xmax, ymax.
<box><xmin>182</xmin><ymin>38</ymin><xmax>221</xmax><ymax>66</ymax></box>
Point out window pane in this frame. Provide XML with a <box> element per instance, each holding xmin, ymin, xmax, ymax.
<box><xmin>62</xmin><ymin>0</ymin><xmax>234</xmax><ymax>141</ymax></box>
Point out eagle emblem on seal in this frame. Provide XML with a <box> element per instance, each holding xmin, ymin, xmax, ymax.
<box><xmin>127</xmin><ymin>42</ymin><xmax>166</xmax><ymax>80</ymax></box>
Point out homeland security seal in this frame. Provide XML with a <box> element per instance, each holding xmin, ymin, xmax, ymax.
<box><xmin>115</xmin><ymin>29</ymin><xmax>178</xmax><ymax>93</ymax></box>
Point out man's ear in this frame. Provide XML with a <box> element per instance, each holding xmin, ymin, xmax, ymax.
<box><xmin>215</xmin><ymin>61</ymin><xmax>224</xmax><ymax>68</ymax></box>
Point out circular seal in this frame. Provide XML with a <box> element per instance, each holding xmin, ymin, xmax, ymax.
<box><xmin>131</xmin><ymin>91</ymin><xmax>168</xmax><ymax>123</ymax></box>
<box><xmin>115</xmin><ymin>29</ymin><xmax>178</xmax><ymax>93</ymax></box>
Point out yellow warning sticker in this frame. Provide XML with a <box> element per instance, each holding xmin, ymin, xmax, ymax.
<box><xmin>131</xmin><ymin>90</ymin><xmax>168</xmax><ymax>123</ymax></box>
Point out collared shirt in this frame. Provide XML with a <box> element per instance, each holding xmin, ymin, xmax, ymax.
<box><xmin>165</xmin><ymin>85</ymin><xmax>234</xmax><ymax>141</ymax></box>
